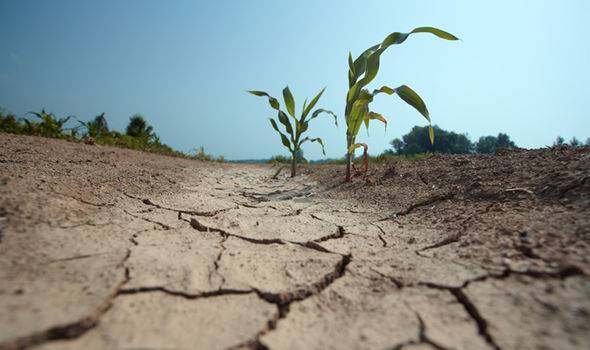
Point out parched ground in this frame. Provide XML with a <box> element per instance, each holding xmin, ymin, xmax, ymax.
<box><xmin>0</xmin><ymin>133</ymin><xmax>589</xmax><ymax>350</ymax></box>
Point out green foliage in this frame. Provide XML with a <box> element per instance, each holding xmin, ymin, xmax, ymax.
<box><xmin>391</xmin><ymin>125</ymin><xmax>473</xmax><ymax>155</ymax></box>
<box><xmin>0</xmin><ymin>112</ymin><xmax>22</xmax><ymax>134</ymax></box>
<box><xmin>391</xmin><ymin>126</ymin><xmax>518</xmax><ymax>155</ymax></box>
<box><xmin>25</xmin><ymin>109</ymin><xmax>72</xmax><ymax>139</ymax></box>
<box><xmin>553</xmin><ymin>136</ymin><xmax>588</xmax><ymax>148</ymax></box>
<box><xmin>343</xmin><ymin>27</ymin><xmax>459</xmax><ymax>180</ymax></box>
<box><xmin>268</xmin><ymin>150</ymin><xmax>307</xmax><ymax>165</ymax></box>
<box><xmin>268</xmin><ymin>155</ymin><xmax>290</xmax><ymax>164</ymax></box>
<box><xmin>192</xmin><ymin>146</ymin><xmax>212</xmax><ymax>161</ymax></box>
<box><xmin>553</xmin><ymin>136</ymin><xmax>565</xmax><ymax>146</ymax></box>
<box><xmin>569</xmin><ymin>137</ymin><xmax>581</xmax><ymax>147</ymax></box>
<box><xmin>126</xmin><ymin>114</ymin><xmax>155</xmax><ymax>141</ymax></box>
<box><xmin>248</xmin><ymin>86</ymin><xmax>336</xmax><ymax>177</ymax></box>
<box><xmin>78</xmin><ymin>112</ymin><xmax>109</xmax><ymax>138</ymax></box>
<box><xmin>0</xmin><ymin>107</ymin><xmax>218</xmax><ymax>161</ymax></box>
<box><xmin>189</xmin><ymin>147</ymin><xmax>224</xmax><ymax>162</ymax></box>
<box><xmin>313</xmin><ymin>152</ymin><xmax>431</xmax><ymax>165</ymax></box>
<box><xmin>475</xmin><ymin>133</ymin><xmax>516</xmax><ymax>154</ymax></box>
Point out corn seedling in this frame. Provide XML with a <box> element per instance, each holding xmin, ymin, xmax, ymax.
<box><xmin>344</xmin><ymin>27</ymin><xmax>459</xmax><ymax>181</ymax></box>
<box><xmin>77</xmin><ymin>112</ymin><xmax>109</xmax><ymax>139</ymax></box>
<box><xmin>248</xmin><ymin>87</ymin><xmax>336</xmax><ymax>177</ymax></box>
<box><xmin>26</xmin><ymin>109</ymin><xmax>72</xmax><ymax>139</ymax></box>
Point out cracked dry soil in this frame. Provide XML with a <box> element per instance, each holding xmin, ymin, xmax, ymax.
<box><xmin>0</xmin><ymin>133</ymin><xmax>589</xmax><ymax>350</ymax></box>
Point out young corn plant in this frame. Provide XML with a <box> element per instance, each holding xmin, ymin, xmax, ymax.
<box><xmin>248</xmin><ymin>87</ymin><xmax>336</xmax><ymax>177</ymax></box>
<box><xmin>26</xmin><ymin>109</ymin><xmax>72</xmax><ymax>139</ymax></box>
<box><xmin>344</xmin><ymin>27</ymin><xmax>459</xmax><ymax>181</ymax></box>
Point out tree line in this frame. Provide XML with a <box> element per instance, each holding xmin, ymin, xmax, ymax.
<box><xmin>387</xmin><ymin>125</ymin><xmax>588</xmax><ymax>156</ymax></box>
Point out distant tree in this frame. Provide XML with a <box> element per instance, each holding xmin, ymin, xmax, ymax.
<box><xmin>569</xmin><ymin>137</ymin><xmax>581</xmax><ymax>147</ymax></box>
<box><xmin>496</xmin><ymin>133</ymin><xmax>516</xmax><ymax>149</ymax></box>
<box><xmin>0</xmin><ymin>110</ymin><xmax>21</xmax><ymax>134</ymax></box>
<box><xmin>390</xmin><ymin>125</ymin><xmax>473</xmax><ymax>156</ymax></box>
<box><xmin>126</xmin><ymin>114</ymin><xmax>155</xmax><ymax>140</ymax></box>
<box><xmin>553</xmin><ymin>136</ymin><xmax>565</xmax><ymax>146</ymax></box>
<box><xmin>586</xmin><ymin>137</ymin><xmax>590</xmax><ymax>146</ymax></box>
<box><xmin>390</xmin><ymin>138</ymin><xmax>404</xmax><ymax>154</ymax></box>
<box><xmin>475</xmin><ymin>136</ymin><xmax>496</xmax><ymax>154</ymax></box>
<box><xmin>475</xmin><ymin>133</ymin><xmax>517</xmax><ymax>154</ymax></box>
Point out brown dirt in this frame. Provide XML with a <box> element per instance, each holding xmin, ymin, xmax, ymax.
<box><xmin>0</xmin><ymin>133</ymin><xmax>588</xmax><ymax>350</ymax></box>
<box><xmin>308</xmin><ymin>147</ymin><xmax>590</xmax><ymax>276</ymax></box>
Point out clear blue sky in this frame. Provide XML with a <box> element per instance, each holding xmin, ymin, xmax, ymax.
<box><xmin>1</xmin><ymin>0</ymin><xmax>589</xmax><ymax>159</ymax></box>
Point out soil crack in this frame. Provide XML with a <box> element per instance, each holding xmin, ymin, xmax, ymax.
<box><xmin>123</xmin><ymin>209</ymin><xmax>172</xmax><ymax>230</ymax></box>
<box><xmin>450</xmin><ymin>289</ymin><xmax>501</xmax><ymax>350</ymax></box>
<box><xmin>122</xmin><ymin>192</ymin><xmax>235</xmax><ymax>217</ymax></box>
<box><xmin>230</xmin><ymin>253</ymin><xmax>352</xmax><ymax>350</ymax></box>
<box><xmin>0</xmin><ymin>249</ymin><xmax>132</xmax><ymax>350</ymax></box>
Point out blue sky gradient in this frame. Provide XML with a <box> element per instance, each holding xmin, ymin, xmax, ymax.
<box><xmin>1</xmin><ymin>0</ymin><xmax>589</xmax><ymax>159</ymax></box>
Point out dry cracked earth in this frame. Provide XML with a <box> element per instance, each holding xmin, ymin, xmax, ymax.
<box><xmin>1</xmin><ymin>133</ymin><xmax>589</xmax><ymax>350</ymax></box>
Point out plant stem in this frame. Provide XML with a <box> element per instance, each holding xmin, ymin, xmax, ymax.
<box><xmin>291</xmin><ymin>148</ymin><xmax>297</xmax><ymax>177</ymax></box>
<box><xmin>345</xmin><ymin>134</ymin><xmax>352</xmax><ymax>181</ymax></box>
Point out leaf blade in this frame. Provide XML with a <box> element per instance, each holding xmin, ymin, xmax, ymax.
<box><xmin>282</xmin><ymin>86</ymin><xmax>296</xmax><ymax>118</ymax></box>
<box><xmin>301</xmin><ymin>87</ymin><xmax>326</xmax><ymax>120</ymax></box>
<box><xmin>248</xmin><ymin>90</ymin><xmax>280</xmax><ymax>110</ymax></box>
<box><xmin>269</xmin><ymin>118</ymin><xmax>292</xmax><ymax>151</ymax></box>
<box><xmin>394</xmin><ymin>85</ymin><xmax>430</xmax><ymax>122</ymax></box>
<box><xmin>310</xmin><ymin>108</ymin><xmax>338</xmax><ymax>127</ymax></box>
<box><xmin>411</xmin><ymin>27</ymin><xmax>460</xmax><ymax>41</ymax></box>
<box><xmin>300</xmin><ymin>137</ymin><xmax>326</xmax><ymax>156</ymax></box>
<box><xmin>277</xmin><ymin>110</ymin><xmax>294</xmax><ymax>137</ymax></box>
<box><xmin>363</xmin><ymin>111</ymin><xmax>387</xmax><ymax>134</ymax></box>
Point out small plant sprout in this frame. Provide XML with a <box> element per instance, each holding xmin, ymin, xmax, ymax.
<box><xmin>248</xmin><ymin>86</ymin><xmax>337</xmax><ymax>177</ymax></box>
<box><xmin>344</xmin><ymin>27</ymin><xmax>459</xmax><ymax>181</ymax></box>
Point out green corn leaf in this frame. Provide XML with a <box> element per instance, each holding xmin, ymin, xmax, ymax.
<box><xmin>269</xmin><ymin>118</ymin><xmax>292</xmax><ymax>151</ymax></box>
<box><xmin>58</xmin><ymin>116</ymin><xmax>72</xmax><ymax>126</ymax></box>
<box><xmin>300</xmin><ymin>137</ymin><xmax>326</xmax><ymax>156</ymax></box>
<box><xmin>372</xmin><ymin>84</ymin><xmax>430</xmax><ymax>122</ymax></box>
<box><xmin>373</xmin><ymin>85</ymin><xmax>395</xmax><ymax>95</ymax></box>
<box><xmin>394</xmin><ymin>85</ymin><xmax>430</xmax><ymax>122</ymax></box>
<box><xmin>347</xmin><ymin>98</ymin><xmax>370</xmax><ymax>137</ymax></box>
<box><xmin>248</xmin><ymin>90</ymin><xmax>280</xmax><ymax>110</ymax></box>
<box><xmin>301</xmin><ymin>87</ymin><xmax>326</xmax><ymax>120</ymax></box>
<box><xmin>348</xmin><ymin>52</ymin><xmax>356</xmax><ymax>86</ymax></box>
<box><xmin>282</xmin><ymin>86</ymin><xmax>296</xmax><ymax>118</ymax></box>
<box><xmin>411</xmin><ymin>27</ymin><xmax>460</xmax><ymax>40</ymax></box>
<box><xmin>347</xmin><ymin>89</ymin><xmax>373</xmax><ymax>128</ymax></box>
<box><xmin>310</xmin><ymin>109</ymin><xmax>338</xmax><ymax>127</ymax></box>
<box><xmin>348</xmin><ymin>27</ymin><xmax>458</xmax><ymax>104</ymax></box>
<box><xmin>277</xmin><ymin>110</ymin><xmax>294</xmax><ymax>137</ymax></box>
<box><xmin>352</xmin><ymin>44</ymin><xmax>380</xmax><ymax>83</ymax></box>
<box><xmin>27</xmin><ymin>111</ymin><xmax>44</xmax><ymax>120</ymax></box>
<box><xmin>300</xmin><ymin>120</ymin><xmax>309</xmax><ymax>133</ymax></box>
